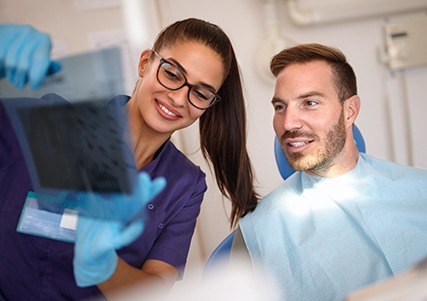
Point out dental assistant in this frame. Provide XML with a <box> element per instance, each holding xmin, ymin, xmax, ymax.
<box><xmin>0</xmin><ymin>19</ymin><xmax>258</xmax><ymax>300</ymax></box>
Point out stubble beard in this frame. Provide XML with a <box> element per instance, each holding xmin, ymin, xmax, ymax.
<box><xmin>285</xmin><ymin>111</ymin><xmax>347</xmax><ymax>172</ymax></box>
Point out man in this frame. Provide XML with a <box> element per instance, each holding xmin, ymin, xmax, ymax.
<box><xmin>237</xmin><ymin>43</ymin><xmax>427</xmax><ymax>301</ymax></box>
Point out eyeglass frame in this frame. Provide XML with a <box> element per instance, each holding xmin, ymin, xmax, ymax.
<box><xmin>151</xmin><ymin>50</ymin><xmax>221</xmax><ymax>110</ymax></box>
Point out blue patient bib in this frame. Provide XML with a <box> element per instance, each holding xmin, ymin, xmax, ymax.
<box><xmin>240</xmin><ymin>154</ymin><xmax>427</xmax><ymax>301</ymax></box>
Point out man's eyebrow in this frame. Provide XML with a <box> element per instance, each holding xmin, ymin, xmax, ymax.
<box><xmin>297</xmin><ymin>91</ymin><xmax>325</xmax><ymax>99</ymax></box>
<box><xmin>271</xmin><ymin>97</ymin><xmax>284</xmax><ymax>104</ymax></box>
<box><xmin>271</xmin><ymin>92</ymin><xmax>326</xmax><ymax>104</ymax></box>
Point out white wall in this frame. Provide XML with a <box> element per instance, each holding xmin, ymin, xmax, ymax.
<box><xmin>2</xmin><ymin>0</ymin><xmax>426</xmax><ymax>283</ymax></box>
<box><xmin>0</xmin><ymin>0</ymin><xmax>124</xmax><ymax>55</ymax></box>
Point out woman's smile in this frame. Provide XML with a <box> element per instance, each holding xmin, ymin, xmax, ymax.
<box><xmin>155</xmin><ymin>99</ymin><xmax>182</xmax><ymax>120</ymax></box>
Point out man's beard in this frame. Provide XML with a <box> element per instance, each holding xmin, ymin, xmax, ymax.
<box><xmin>282</xmin><ymin>111</ymin><xmax>347</xmax><ymax>172</ymax></box>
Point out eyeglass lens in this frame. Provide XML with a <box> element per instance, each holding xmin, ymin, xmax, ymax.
<box><xmin>158</xmin><ymin>61</ymin><xmax>217</xmax><ymax>109</ymax></box>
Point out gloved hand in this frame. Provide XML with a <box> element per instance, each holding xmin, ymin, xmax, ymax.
<box><xmin>73</xmin><ymin>172</ymin><xmax>166</xmax><ymax>287</ymax></box>
<box><xmin>0</xmin><ymin>24</ymin><xmax>61</xmax><ymax>89</ymax></box>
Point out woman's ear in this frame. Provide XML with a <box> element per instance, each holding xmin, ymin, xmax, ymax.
<box><xmin>138</xmin><ymin>49</ymin><xmax>153</xmax><ymax>77</ymax></box>
<box><xmin>344</xmin><ymin>95</ymin><xmax>360</xmax><ymax>127</ymax></box>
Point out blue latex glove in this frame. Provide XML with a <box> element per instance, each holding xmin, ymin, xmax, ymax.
<box><xmin>73</xmin><ymin>172</ymin><xmax>166</xmax><ymax>287</ymax></box>
<box><xmin>0</xmin><ymin>24</ymin><xmax>61</xmax><ymax>89</ymax></box>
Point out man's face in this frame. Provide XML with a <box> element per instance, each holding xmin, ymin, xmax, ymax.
<box><xmin>272</xmin><ymin>60</ymin><xmax>350</xmax><ymax>176</ymax></box>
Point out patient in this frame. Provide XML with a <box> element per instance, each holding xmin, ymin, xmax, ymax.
<box><xmin>235</xmin><ymin>43</ymin><xmax>427</xmax><ymax>301</ymax></box>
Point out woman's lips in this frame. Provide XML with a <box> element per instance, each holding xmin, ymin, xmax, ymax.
<box><xmin>155</xmin><ymin>100</ymin><xmax>182</xmax><ymax>120</ymax></box>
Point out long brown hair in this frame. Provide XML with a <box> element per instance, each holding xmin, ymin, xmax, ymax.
<box><xmin>152</xmin><ymin>18</ymin><xmax>259</xmax><ymax>227</ymax></box>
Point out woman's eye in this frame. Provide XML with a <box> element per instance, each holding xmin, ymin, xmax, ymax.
<box><xmin>192</xmin><ymin>89</ymin><xmax>210</xmax><ymax>101</ymax></box>
<box><xmin>164</xmin><ymin>69</ymin><xmax>180</xmax><ymax>81</ymax></box>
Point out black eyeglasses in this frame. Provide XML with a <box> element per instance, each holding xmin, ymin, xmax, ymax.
<box><xmin>151</xmin><ymin>50</ymin><xmax>221</xmax><ymax>110</ymax></box>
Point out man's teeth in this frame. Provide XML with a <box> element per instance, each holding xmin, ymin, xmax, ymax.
<box><xmin>159</xmin><ymin>103</ymin><xmax>177</xmax><ymax>117</ymax></box>
<box><xmin>289</xmin><ymin>141</ymin><xmax>308</xmax><ymax>147</ymax></box>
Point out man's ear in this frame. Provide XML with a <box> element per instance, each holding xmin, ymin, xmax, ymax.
<box><xmin>138</xmin><ymin>49</ymin><xmax>153</xmax><ymax>77</ymax></box>
<box><xmin>344</xmin><ymin>95</ymin><xmax>360</xmax><ymax>127</ymax></box>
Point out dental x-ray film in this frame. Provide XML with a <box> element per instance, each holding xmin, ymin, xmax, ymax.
<box><xmin>1</xmin><ymin>47</ymin><xmax>139</xmax><ymax>238</ymax></box>
<box><xmin>3</xmin><ymin>97</ymin><xmax>137</xmax><ymax>196</ymax></box>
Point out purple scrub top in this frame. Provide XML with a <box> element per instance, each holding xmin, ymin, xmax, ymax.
<box><xmin>0</xmin><ymin>94</ymin><xmax>207</xmax><ymax>300</ymax></box>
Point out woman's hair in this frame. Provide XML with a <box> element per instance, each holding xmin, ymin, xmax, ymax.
<box><xmin>270</xmin><ymin>43</ymin><xmax>357</xmax><ymax>102</ymax></box>
<box><xmin>152</xmin><ymin>18</ymin><xmax>259</xmax><ymax>227</ymax></box>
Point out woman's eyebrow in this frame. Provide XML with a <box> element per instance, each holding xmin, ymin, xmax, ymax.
<box><xmin>167</xmin><ymin>57</ymin><xmax>188</xmax><ymax>76</ymax></box>
<box><xmin>198</xmin><ymin>82</ymin><xmax>216</xmax><ymax>91</ymax></box>
<box><xmin>168</xmin><ymin>57</ymin><xmax>217</xmax><ymax>91</ymax></box>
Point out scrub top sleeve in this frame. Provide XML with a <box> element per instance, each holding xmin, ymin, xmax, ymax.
<box><xmin>147</xmin><ymin>171</ymin><xmax>207</xmax><ymax>275</ymax></box>
<box><xmin>0</xmin><ymin>102</ymin><xmax>20</xmax><ymax>167</ymax></box>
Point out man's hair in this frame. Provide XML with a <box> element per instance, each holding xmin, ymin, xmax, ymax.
<box><xmin>270</xmin><ymin>43</ymin><xmax>357</xmax><ymax>101</ymax></box>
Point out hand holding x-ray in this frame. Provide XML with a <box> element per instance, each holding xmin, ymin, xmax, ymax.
<box><xmin>70</xmin><ymin>172</ymin><xmax>166</xmax><ymax>222</ymax></box>
<box><xmin>73</xmin><ymin>172</ymin><xmax>166</xmax><ymax>287</ymax></box>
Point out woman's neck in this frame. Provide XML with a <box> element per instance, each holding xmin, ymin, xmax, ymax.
<box><xmin>127</xmin><ymin>97</ymin><xmax>170</xmax><ymax>169</ymax></box>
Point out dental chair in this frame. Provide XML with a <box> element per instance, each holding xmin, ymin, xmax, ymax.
<box><xmin>204</xmin><ymin>125</ymin><xmax>366</xmax><ymax>274</ymax></box>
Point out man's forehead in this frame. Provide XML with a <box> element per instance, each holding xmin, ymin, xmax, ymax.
<box><xmin>274</xmin><ymin>62</ymin><xmax>336</xmax><ymax>95</ymax></box>
<box><xmin>277</xmin><ymin>60</ymin><xmax>332</xmax><ymax>77</ymax></box>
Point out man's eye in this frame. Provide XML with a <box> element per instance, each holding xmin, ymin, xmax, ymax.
<box><xmin>271</xmin><ymin>101</ymin><xmax>285</xmax><ymax>110</ymax></box>
<box><xmin>273</xmin><ymin>103</ymin><xmax>285</xmax><ymax>111</ymax></box>
<box><xmin>305</xmin><ymin>100</ymin><xmax>318</xmax><ymax>107</ymax></box>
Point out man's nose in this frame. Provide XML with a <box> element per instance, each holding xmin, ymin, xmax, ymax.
<box><xmin>282</xmin><ymin>106</ymin><xmax>303</xmax><ymax>131</ymax></box>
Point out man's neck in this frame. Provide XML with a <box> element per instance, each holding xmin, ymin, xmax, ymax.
<box><xmin>306</xmin><ymin>143</ymin><xmax>360</xmax><ymax>178</ymax></box>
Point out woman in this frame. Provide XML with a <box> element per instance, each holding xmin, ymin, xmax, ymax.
<box><xmin>0</xmin><ymin>18</ymin><xmax>258</xmax><ymax>300</ymax></box>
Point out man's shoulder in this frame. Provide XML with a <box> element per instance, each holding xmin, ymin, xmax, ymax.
<box><xmin>361</xmin><ymin>153</ymin><xmax>427</xmax><ymax>179</ymax></box>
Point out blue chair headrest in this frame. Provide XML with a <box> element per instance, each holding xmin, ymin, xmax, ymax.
<box><xmin>274</xmin><ymin>124</ymin><xmax>365</xmax><ymax>180</ymax></box>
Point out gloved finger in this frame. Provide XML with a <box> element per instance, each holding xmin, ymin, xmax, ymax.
<box><xmin>4</xmin><ymin>25</ymin><xmax>32</xmax><ymax>86</ymax></box>
<box><xmin>113</xmin><ymin>220</ymin><xmax>145</xmax><ymax>250</ymax></box>
<box><xmin>136</xmin><ymin>172</ymin><xmax>152</xmax><ymax>203</ymax></box>
<box><xmin>0</xmin><ymin>25</ymin><xmax>22</xmax><ymax>78</ymax></box>
<box><xmin>47</xmin><ymin>60</ymin><xmax>61</xmax><ymax>75</ymax></box>
<box><xmin>150</xmin><ymin>177</ymin><xmax>167</xmax><ymax>199</ymax></box>
<box><xmin>11</xmin><ymin>68</ymin><xmax>26</xmax><ymax>89</ymax></box>
<box><xmin>137</xmin><ymin>172</ymin><xmax>166</xmax><ymax>201</ymax></box>
<box><xmin>29</xmin><ymin>32</ymin><xmax>53</xmax><ymax>89</ymax></box>
<box><xmin>11</xmin><ymin>32</ymin><xmax>41</xmax><ymax>89</ymax></box>
<box><xmin>7</xmin><ymin>43</ymin><xmax>32</xmax><ymax>89</ymax></box>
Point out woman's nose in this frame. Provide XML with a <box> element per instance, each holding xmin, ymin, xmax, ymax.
<box><xmin>168</xmin><ymin>85</ymin><xmax>189</xmax><ymax>107</ymax></box>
